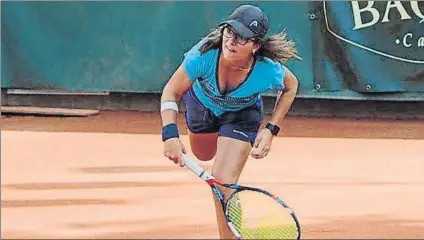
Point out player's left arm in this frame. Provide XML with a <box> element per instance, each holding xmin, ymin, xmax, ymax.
<box><xmin>268</xmin><ymin>66</ymin><xmax>299</xmax><ymax>127</ymax></box>
<box><xmin>251</xmin><ymin>67</ymin><xmax>298</xmax><ymax>159</ymax></box>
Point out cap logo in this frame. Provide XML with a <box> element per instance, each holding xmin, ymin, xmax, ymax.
<box><xmin>249</xmin><ymin>21</ymin><xmax>258</xmax><ymax>28</ymax></box>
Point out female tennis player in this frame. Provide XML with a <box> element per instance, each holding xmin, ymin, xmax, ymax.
<box><xmin>160</xmin><ymin>4</ymin><xmax>299</xmax><ymax>239</ymax></box>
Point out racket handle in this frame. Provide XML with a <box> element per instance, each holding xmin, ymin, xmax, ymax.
<box><xmin>182</xmin><ymin>154</ymin><xmax>213</xmax><ymax>180</ymax></box>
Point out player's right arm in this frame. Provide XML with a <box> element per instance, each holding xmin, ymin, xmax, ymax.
<box><xmin>161</xmin><ymin>64</ymin><xmax>192</xmax><ymax>126</ymax></box>
<box><xmin>160</xmin><ymin>64</ymin><xmax>192</xmax><ymax>166</ymax></box>
<box><xmin>161</xmin><ymin>38</ymin><xmax>207</xmax><ymax>166</ymax></box>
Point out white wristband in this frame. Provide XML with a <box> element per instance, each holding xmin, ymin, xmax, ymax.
<box><xmin>161</xmin><ymin>101</ymin><xmax>179</xmax><ymax>113</ymax></box>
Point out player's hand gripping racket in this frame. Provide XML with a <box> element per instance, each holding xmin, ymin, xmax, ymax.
<box><xmin>182</xmin><ymin>154</ymin><xmax>301</xmax><ymax>239</ymax></box>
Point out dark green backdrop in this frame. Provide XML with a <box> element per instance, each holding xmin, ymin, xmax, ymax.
<box><xmin>2</xmin><ymin>1</ymin><xmax>423</xmax><ymax>100</ymax></box>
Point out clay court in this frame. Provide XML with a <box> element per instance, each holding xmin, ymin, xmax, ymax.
<box><xmin>2</xmin><ymin>111</ymin><xmax>424</xmax><ymax>239</ymax></box>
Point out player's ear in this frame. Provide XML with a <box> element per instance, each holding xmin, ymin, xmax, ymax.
<box><xmin>252</xmin><ymin>41</ymin><xmax>261</xmax><ymax>55</ymax></box>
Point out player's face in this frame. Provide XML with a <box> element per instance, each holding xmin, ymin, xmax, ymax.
<box><xmin>222</xmin><ymin>26</ymin><xmax>259</xmax><ymax>62</ymax></box>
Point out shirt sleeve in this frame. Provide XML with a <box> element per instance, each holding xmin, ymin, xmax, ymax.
<box><xmin>273</xmin><ymin>63</ymin><xmax>286</xmax><ymax>90</ymax></box>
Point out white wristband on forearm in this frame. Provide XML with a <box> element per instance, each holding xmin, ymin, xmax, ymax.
<box><xmin>161</xmin><ymin>101</ymin><xmax>179</xmax><ymax>113</ymax></box>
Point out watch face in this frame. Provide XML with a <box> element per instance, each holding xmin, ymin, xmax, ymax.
<box><xmin>266</xmin><ymin>123</ymin><xmax>279</xmax><ymax>135</ymax></box>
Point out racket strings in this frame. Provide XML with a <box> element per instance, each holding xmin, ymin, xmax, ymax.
<box><xmin>226</xmin><ymin>191</ymin><xmax>298</xmax><ymax>239</ymax></box>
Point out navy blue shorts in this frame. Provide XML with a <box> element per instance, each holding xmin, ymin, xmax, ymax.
<box><xmin>182</xmin><ymin>88</ymin><xmax>264</xmax><ymax>145</ymax></box>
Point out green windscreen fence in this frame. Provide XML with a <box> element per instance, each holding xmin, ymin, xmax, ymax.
<box><xmin>2</xmin><ymin>1</ymin><xmax>423</xmax><ymax>100</ymax></box>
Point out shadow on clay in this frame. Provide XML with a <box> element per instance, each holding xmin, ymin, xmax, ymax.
<box><xmin>1</xmin><ymin>198</ymin><xmax>127</xmax><ymax>208</ymax></box>
<box><xmin>3</xmin><ymin>179</ymin><xmax>422</xmax><ymax>193</ymax></box>
<box><xmin>2</xmin><ymin>180</ymin><xmax>198</xmax><ymax>190</ymax></box>
<box><xmin>64</xmin><ymin>217</ymin><xmax>171</xmax><ymax>229</ymax></box>
<box><xmin>74</xmin><ymin>165</ymin><xmax>182</xmax><ymax>174</ymax></box>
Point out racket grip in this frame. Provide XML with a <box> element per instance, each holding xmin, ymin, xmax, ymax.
<box><xmin>182</xmin><ymin>154</ymin><xmax>212</xmax><ymax>180</ymax></box>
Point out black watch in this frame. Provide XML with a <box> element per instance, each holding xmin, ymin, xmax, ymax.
<box><xmin>265</xmin><ymin>123</ymin><xmax>280</xmax><ymax>136</ymax></box>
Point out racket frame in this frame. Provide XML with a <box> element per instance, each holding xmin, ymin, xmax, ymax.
<box><xmin>182</xmin><ymin>154</ymin><xmax>301</xmax><ymax>239</ymax></box>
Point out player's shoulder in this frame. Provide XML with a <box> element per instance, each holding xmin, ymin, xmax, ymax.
<box><xmin>182</xmin><ymin>37</ymin><xmax>219</xmax><ymax>81</ymax></box>
<box><xmin>254</xmin><ymin>57</ymin><xmax>286</xmax><ymax>79</ymax></box>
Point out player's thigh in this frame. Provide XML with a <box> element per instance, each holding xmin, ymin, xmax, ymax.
<box><xmin>183</xmin><ymin>88</ymin><xmax>219</xmax><ymax>161</ymax></box>
<box><xmin>211</xmin><ymin>105</ymin><xmax>263</xmax><ymax>184</ymax></box>
<box><xmin>210</xmin><ymin>130</ymin><xmax>257</xmax><ymax>201</ymax></box>
<box><xmin>212</xmin><ymin>133</ymin><xmax>256</xmax><ymax>184</ymax></box>
<box><xmin>188</xmin><ymin>130</ymin><xmax>218</xmax><ymax>161</ymax></box>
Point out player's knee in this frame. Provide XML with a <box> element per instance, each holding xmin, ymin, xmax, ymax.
<box><xmin>190</xmin><ymin>135</ymin><xmax>217</xmax><ymax>161</ymax></box>
<box><xmin>188</xmin><ymin>131</ymin><xmax>218</xmax><ymax>161</ymax></box>
<box><xmin>193</xmin><ymin>149</ymin><xmax>215</xmax><ymax>161</ymax></box>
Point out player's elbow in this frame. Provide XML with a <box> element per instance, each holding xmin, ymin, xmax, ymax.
<box><xmin>283</xmin><ymin>71</ymin><xmax>299</xmax><ymax>95</ymax></box>
<box><xmin>161</xmin><ymin>65</ymin><xmax>192</xmax><ymax>103</ymax></box>
<box><xmin>161</xmin><ymin>83</ymin><xmax>179</xmax><ymax>103</ymax></box>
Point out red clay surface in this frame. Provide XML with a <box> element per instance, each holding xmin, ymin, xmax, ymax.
<box><xmin>2</xmin><ymin>111</ymin><xmax>424</xmax><ymax>239</ymax></box>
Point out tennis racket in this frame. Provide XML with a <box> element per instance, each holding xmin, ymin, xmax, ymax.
<box><xmin>181</xmin><ymin>153</ymin><xmax>301</xmax><ymax>240</ymax></box>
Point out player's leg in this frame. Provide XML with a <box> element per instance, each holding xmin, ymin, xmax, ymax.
<box><xmin>210</xmin><ymin>102</ymin><xmax>264</xmax><ymax>239</ymax></box>
<box><xmin>182</xmin><ymin>88</ymin><xmax>219</xmax><ymax>161</ymax></box>
<box><xmin>211</xmin><ymin>136</ymin><xmax>252</xmax><ymax>239</ymax></box>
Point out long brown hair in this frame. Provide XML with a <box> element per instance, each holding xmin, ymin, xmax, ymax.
<box><xmin>199</xmin><ymin>25</ymin><xmax>300</xmax><ymax>63</ymax></box>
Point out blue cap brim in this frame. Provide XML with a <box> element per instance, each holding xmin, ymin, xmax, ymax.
<box><xmin>219</xmin><ymin>20</ymin><xmax>256</xmax><ymax>38</ymax></box>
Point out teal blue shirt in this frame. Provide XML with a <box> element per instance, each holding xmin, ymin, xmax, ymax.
<box><xmin>183</xmin><ymin>38</ymin><xmax>286</xmax><ymax>117</ymax></box>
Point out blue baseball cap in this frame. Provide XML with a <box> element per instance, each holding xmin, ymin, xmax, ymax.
<box><xmin>219</xmin><ymin>5</ymin><xmax>269</xmax><ymax>39</ymax></box>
